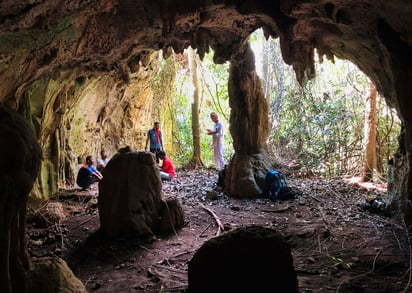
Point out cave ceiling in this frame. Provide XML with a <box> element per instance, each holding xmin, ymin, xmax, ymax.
<box><xmin>1</xmin><ymin>0</ymin><xmax>412</xmax><ymax>230</ymax></box>
<box><xmin>0</xmin><ymin>0</ymin><xmax>411</xmax><ymax>109</ymax></box>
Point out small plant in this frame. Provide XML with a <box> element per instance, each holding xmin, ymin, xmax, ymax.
<box><xmin>331</xmin><ymin>256</ymin><xmax>353</xmax><ymax>269</ymax></box>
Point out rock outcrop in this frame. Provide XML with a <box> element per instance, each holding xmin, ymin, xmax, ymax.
<box><xmin>28</xmin><ymin>257</ymin><xmax>87</xmax><ymax>293</ymax></box>
<box><xmin>188</xmin><ymin>226</ymin><xmax>298</xmax><ymax>292</ymax></box>
<box><xmin>225</xmin><ymin>43</ymin><xmax>272</xmax><ymax>198</ymax></box>
<box><xmin>0</xmin><ymin>106</ymin><xmax>42</xmax><ymax>293</ymax></box>
<box><xmin>0</xmin><ymin>1</ymin><xmax>412</xmax><ymax>225</ymax></box>
<box><xmin>98</xmin><ymin>147</ymin><xmax>184</xmax><ymax>238</ymax></box>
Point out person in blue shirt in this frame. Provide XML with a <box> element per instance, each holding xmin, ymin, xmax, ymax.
<box><xmin>76</xmin><ymin>155</ymin><xmax>103</xmax><ymax>190</ymax></box>
<box><xmin>145</xmin><ymin>121</ymin><xmax>163</xmax><ymax>163</ymax></box>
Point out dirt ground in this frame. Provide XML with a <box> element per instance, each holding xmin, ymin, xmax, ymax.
<box><xmin>26</xmin><ymin>169</ymin><xmax>411</xmax><ymax>292</ymax></box>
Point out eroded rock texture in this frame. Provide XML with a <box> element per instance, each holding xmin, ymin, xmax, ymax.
<box><xmin>0</xmin><ymin>106</ymin><xmax>42</xmax><ymax>293</ymax></box>
<box><xmin>225</xmin><ymin>43</ymin><xmax>272</xmax><ymax>198</ymax></box>
<box><xmin>98</xmin><ymin>147</ymin><xmax>184</xmax><ymax>238</ymax></box>
<box><xmin>188</xmin><ymin>226</ymin><xmax>298</xmax><ymax>292</ymax></box>
<box><xmin>0</xmin><ymin>2</ymin><xmax>412</xmax><ymax>225</ymax></box>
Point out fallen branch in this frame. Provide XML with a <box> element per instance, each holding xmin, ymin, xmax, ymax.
<box><xmin>147</xmin><ymin>267</ymin><xmax>163</xmax><ymax>281</ymax></box>
<box><xmin>307</xmin><ymin>193</ymin><xmax>321</xmax><ymax>202</ymax></box>
<box><xmin>335</xmin><ymin>248</ymin><xmax>382</xmax><ymax>293</ymax></box>
<box><xmin>199</xmin><ymin>222</ymin><xmax>213</xmax><ymax>237</ymax></box>
<box><xmin>159</xmin><ymin>250</ymin><xmax>193</xmax><ymax>265</ymax></box>
<box><xmin>200</xmin><ymin>203</ymin><xmax>225</xmax><ymax>236</ymax></box>
<box><xmin>139</xmin><ymin>245</ymin><xmax>152</xmax><ymax>252</ymax></box>
<box><xmin>171</xmin><ymin>250</ymin><xmax>193</xmax><ymax>259</ymax></box>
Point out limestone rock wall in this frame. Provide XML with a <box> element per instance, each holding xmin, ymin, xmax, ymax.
<box><xmin>24</xmin><ymin>65</ymin><xmax>158</xmax><ymax>199</ymax></box>
<box><xmin>0</xmin><ymin>1</ymin><xmax>412</xmax><ymax>227</ymax></box>
<box><xmin>15</xmin><ymin>52</ymin><xmax>174</xmax><ymax>199</ymax></box>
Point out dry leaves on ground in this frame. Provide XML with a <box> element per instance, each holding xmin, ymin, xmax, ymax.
<box><xmin>27</xmin><ymin>169</ymin><xmax>411</xmax><ymax>293</ymax></box>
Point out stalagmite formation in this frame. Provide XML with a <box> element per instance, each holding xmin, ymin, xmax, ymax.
<box><xmin>1</xmin><ymin>2</ymin><xmax>412</xmax><ymax>287</ymax></box>
<box><xmin>0</xmin><ymin>106</ymin><xmax>42</xmax><ymax>293</ymax></box>
<box><xmin>225</xmin><ymin>43</ymin><xmax>273</xmax><ymax>198</ymax></box>
<box><xmin>98</xmin><ymin>147</ymin><xmax>184</xmax><ymax>238</ymax></box>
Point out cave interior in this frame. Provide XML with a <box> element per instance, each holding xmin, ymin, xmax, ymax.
<box><xmin>1</xmin><ymin>0</ymin><xmax>412</xmax><ymax>292</ymax></box>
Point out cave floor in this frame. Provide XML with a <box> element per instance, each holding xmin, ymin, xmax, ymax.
<box><xmin>26</xmin><ymin>169</ymin><xmax>411</xmax><ymax>292</ymax></box>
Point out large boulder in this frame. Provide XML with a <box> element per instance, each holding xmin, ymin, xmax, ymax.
<box><xmin>28</xmin><ymin>257</ymin><xmax>87</xmax><ymax>293</ymax></box>
<box><xmin>188</xmin><ymin>226</ymin><xmax>298</xmax><ymax>292</ymax></box>
<box><xmin>98</xmin><ymin>147</ymin><xmax>184</xmax><ymax>238</ymax></box>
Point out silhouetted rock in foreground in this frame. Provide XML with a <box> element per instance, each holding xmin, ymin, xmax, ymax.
<box><xmin>188</xmin><ymin>225</ymin><xmax>298</xmax><ymax>292</ymax></box>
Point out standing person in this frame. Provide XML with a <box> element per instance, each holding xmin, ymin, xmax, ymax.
<box><xmin>207</xmin><ymin>112</ymin><xmax>225</xmax><ymax>171</ymax></box>
<box><xmin>76</xmin><ymin>155</ymin><xmax>103</xmax><ymax>190</ymax></box>
<box><xmin>145</xmin><ymin>121</ymin><xmax>163</xmax><ymax>163</ymax></box>
<box><xmin>157</xmin><ymin>150</ymin><xmax>175</xmax><ymax>181</ymax></box>
<box><xmin>97</xmin><ymin>149</ymin><xmax>110</xmax><ymax>172</ymax></box>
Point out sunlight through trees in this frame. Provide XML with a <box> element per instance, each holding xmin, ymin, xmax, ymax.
<box><xmin>251</xmin><ymin>29</ymin><xmax>400</xmax><ymax>180</ymax></box>
<box><xmin>166</xmin><ymin>29</ymin><xmax>400</xmax><ymax>182</ymax></box>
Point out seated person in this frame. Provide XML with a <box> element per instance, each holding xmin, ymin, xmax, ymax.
<box><xmin>97</xmin><ymin>149</ymin><xmax>110</xmax><ymax>172</ymax></box>
<box><xmin>158</xmin><ymin>150</ymin><xmax>175</xmax><ymax>181</ymax></box>
<box><xmin>76</xmin><ymin>155</ymin><xmax>103</xmax><ymax>190</ymax></box>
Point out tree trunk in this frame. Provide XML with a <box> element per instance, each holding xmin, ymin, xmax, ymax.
<box><xmin>188</xmin><ymin>47</ymin><xmax>204</xmax><ymax>168</ymax></box>
<box><xmin>362</xmin><ymin>83</ymin><xmax>377</xmax><ymax>182</ymax></box>
<box><xmin>225</xmin><ymin>43</ymin><xmax>272</xmax><ymax>198</ymax></box>
<box><xmin>262</xmin><ymin>36</ymin><xmax>271</xmax><ymax>100</ymax></box>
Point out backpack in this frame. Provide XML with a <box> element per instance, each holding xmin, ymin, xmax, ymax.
<box><xmin>265</xmin><ymin>170</ymin><xmax>285</xmax><ymax>197</ymax></box>
<box><xmin>265</xmin><ymin>169</ymin><xmax>295</xmax><ymax>200</ymax></box>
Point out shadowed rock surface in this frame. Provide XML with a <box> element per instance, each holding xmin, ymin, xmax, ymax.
<box><xmin>0</xmin><ymin>1</ymin><xmax>411</xmax><ymax>227</ymax></box>
<box><xmin>1</xmin><ymin>0</ymin><xmax>412</xmax><ymax>291</ymax></box>
<box><xmin>98</xmin><ymin>147</ymin><xmax>184</xmax><ymax>238</ymax></box>
<box><xmin>225</xmin><ymin>43</ymin><xmax>272</xmax><ymax>198</ymax></box>
<box><xmin>188</xmin><ymin>226</ymin><xmax>298</xmax><ymax>292</ymax></box>
<box><xmin>28</xmin><ymin>257</ymin><xmax>87</xmax><ymax>293</ymax></box>
<box><xmin>0</xmin><ymin>106</ymin><xmax>42</xmax><ymax>293</ymax></box>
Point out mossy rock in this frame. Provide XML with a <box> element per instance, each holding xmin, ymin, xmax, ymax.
<box><xmin>28</xmin><ymin>257</ymin><xmax>86</xmax><ymax>293</ymax></box>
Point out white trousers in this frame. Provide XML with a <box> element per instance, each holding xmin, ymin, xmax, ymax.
<box><xmin>213</xmin><ymin>138</ymin><xmax>225</xmax><ymax>171</ymax></box>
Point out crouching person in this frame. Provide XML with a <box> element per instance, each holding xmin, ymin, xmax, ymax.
<box><xmin>158</xmin><ymin>150</ymin><xmax>175</xmax><ymax>181</ymax></box>
<box><xmin>76</xmin><ymin>155</ymin><xmax>103</xmax><ymax>190</ymax></box>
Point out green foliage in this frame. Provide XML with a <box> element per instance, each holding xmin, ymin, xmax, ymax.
<box><xmin>330</xmin><ymin>256</ymin><xmax>353</xmax><ymax>269</ymax></box>
<box><xmin>170</xmin><ymin>67</ymin><xmax>193</xmax><ymax>167</ymax></box>
<box><xmin>251</xmin><ymin>29</ymin><xmax>400</xmax><ymax>179</ymax></box>
<box><xmin>168</xmin><ymin>30</ymin><xmax>400</xmax><ymax>178</ymax></box>
<box><xmin>174</xmin><ymin>116</ymin><xmax>194</xmax><ymax>166</ymax></box>
<box><xmin>171</xmin><ymin>48</ymin><xmax>234</xmax><ymax>168</ymax></box>
<box><xmin>375</xmin><ymin>98</ymin><xmax>400</xmax><ymax>177</ymax></box>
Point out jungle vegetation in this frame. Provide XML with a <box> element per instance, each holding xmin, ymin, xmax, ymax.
<box><xmin>164</xmin><ymin>30</ymin><xmax>400</xmax><ymax>182</ymax></box>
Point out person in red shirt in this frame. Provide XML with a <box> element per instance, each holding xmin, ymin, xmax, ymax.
<box><xmin>158</xmin><ymin>150</ymin><xmax>175</xmax><ymax>181</ymax></box>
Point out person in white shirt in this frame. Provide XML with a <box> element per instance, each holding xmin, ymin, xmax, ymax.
<box><xmin>207</xmin><ymin>112</ymin><xmax>225</xmax><ymax>171</ymax></box>
<box><xmin>97</xmin><ymin>149</ymin><xmax>110</xmax><ymax>172</ymax></box>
